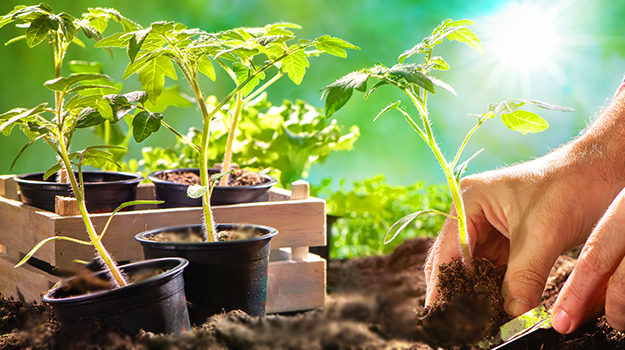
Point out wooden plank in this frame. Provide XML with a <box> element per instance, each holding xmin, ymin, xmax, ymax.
<box><xmin>0</xmin><ymin>254</ymin><xmax>57</xmax><ymax>304</ymax></box>
<box><xmin>55</xmin><ymin>196</ymin><xmax>79</xmax><ymax>216</ymax></box>
<box><xmin>267</xmin><ymin>253</ymin><xmax>326</xmax><ymax>313</ymax></box>
<box><xmin>0</xmin><ymin>175</ymin><xmax>19</xmax><ymax>200</ymax></box>
<box><xmin>0</xmin><ymin>196</ymin><xmax>56</xmax><ymax>263</ymax></box>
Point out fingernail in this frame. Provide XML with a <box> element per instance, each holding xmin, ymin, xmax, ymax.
<box><xmin>552</xmin><ymin>309</ymin><xmax>572</xmax><ymax>334</ymax></box>
<box><xmin>507</xmin><ymin>297</ymin><xmax>531</xmax><ymax>316</ymax></box>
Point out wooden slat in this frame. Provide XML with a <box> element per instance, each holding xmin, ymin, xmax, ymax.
<box><xmin>0</xmin><ymin>175</ymin><xmax>19</xmax><ymax>200</ymax></box>
<box><xmin>55</xmin><ymin>196</ymin><xmax>79</xmax><ymax>216</ymax></box>
<box><xmin>267</xmin><ymin>253</ymin><xmax>326</xmax><ymax>313</ymax></box>
<box><xmin>0</xmin><ymin>196</ymin><xmax>56</xmax><ymax>263</ymax></box>
<box><xmin>0</xmin><ymin>254</ymin><xmax>57</xmax><ymax>304</ymax></box>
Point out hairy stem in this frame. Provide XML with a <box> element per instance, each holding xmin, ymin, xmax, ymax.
<box><xmin>220</xmin><ymin>92</ymin><xmax>243</xmax><ymax>186</ymax></box>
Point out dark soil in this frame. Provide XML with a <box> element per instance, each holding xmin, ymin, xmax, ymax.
<box><xmin>2</xmin><ymin>238</ymin><xmax>624</xmax><ymax>349</ymax></box>
<box><xmin>417</xmin><ymin>258</ymin><xmax>511</xmax><ymax>349</ymax></box>
<box><xmin>158</xmin><ymin>169</ymin><xmax>269</xmax><ymax>187</ymax></box>
<box><xmin>148</xmin><ymin>225</ymin><xmax>265</xmax><ymax>243</ymax></box>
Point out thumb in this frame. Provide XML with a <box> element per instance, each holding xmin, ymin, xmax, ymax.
<box><xmin>501</xmin><ymin>229</ymin><xmax>562</xmax><ymax>316</ymax></box>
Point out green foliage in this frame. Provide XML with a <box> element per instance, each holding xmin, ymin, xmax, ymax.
<box><xmin>312</xmin><ymin>176</ymin><xmax>451</xmax><ymax>259</ymax></box>
<box><xmin>131</xmin><ymin>94</ymin><xmax>359</xmax><ymax>188</ymax></box>
<box><xmin>322</xmin><ymin>18</ymin><xmax>573</xmax><ymax>263</ymax></box>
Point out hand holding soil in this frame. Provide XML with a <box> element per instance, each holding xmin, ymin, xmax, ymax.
<box><xmin>425</xmin><ymin>84</ymin><xmax>625</xmax><ymax>335</ymax></box>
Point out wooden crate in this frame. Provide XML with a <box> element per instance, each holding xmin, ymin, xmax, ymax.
<box><xmin>0</xmin><ymin>175</ymin><xmax>326</xmax><ymax>313</ymax></box>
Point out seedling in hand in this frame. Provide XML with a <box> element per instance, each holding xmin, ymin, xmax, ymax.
<box><xmin>322</xmin><ymin>19</ymin><xmax>573</xmax><ymax>267</ymax></box>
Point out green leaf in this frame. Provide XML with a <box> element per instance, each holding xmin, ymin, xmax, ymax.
<box><xmin>322</xmin><ymin>70</ymin><xmax>371</xmax><ymax>118</ymax></box>
<box><xmin>72</xmin><ymin>36</ymin><xmax>85</xmax><ymax>48</ymax></box>
<box><xmin>364</xmin><ymin>80</ymin><xmax>388</xmax><ymax>99</ymax></box>
<box><xmin>95</xmin><ymin>98</ymin><xmax>114</xmax><ymax>122</ymax></box>
<box><xmin>43</xmin><ymin>162</ymin><xmax>62</xmax><ymax>180</ymax></box>
<box><xmin>0</xmin><ymin>103</ymin><xmax>47</xmax><ymax>133</ymax></box>
<box><xmin>517</xmin><ymin>100</ymin><xmax>575</xmax><ymax>112</ymax></box>
<box><xmin>447</xmin><ymin>27</ymin><xmax>483</xmax><ymax>55</ymax></box>
<box><xmin>314</xmin><ymin>35</ymin><xmax>360</xmax><ymax>58</ymax></box>
<box><xmin>128</xmin><ymin>27</ymin><xmax>151</xmax><ymax>62</ymax></box>
<box><xmin>132</xmin><ymin>111</ymin><xmax>162</xmax><ymax>143</ymax></box>
<box><xmin>138</xmin><ymin>55</ymin><xmax>177</xmax><ymax>104</ymax></box>
<box><xmin>44</xmin><ymin>73</ymin><xmax>110</xmax><ymax>92</ymax></box>
<box><xmin>14</xmin><ymin>236</ymin><xmax>93</xmax><ymax>268</ymax></box>
<box><xmin>384</xmin><ymin>210</ymin><xmax>436</xmax><ymax>244</ymax></box>
<box><xmin>453</xmin><ymin>148</ymin><xmax>484</xmax><ymax>181</ymax></box>
<box><xmin>197</xmin><ymin>55</ymin><xmax>216</xmax><ymax>81</ymax></box>
<box><xmin>25</xmin><ymin>14</ymin><xmax>53</xmax><ymax>47</ymax></box>
<box><xmin>95</xmin><ymin>32</ymin><xmax>129</xmax><ymax>48</ymax></box>
<box><xmin>281</xmin><ymin>49</ymin><xmax>309</xmax><ymax>85</ymax></box>
<box><xmin>99</xmin><ymin>199</ymin><xmax>164</xmax><ymax>240</ymax></box>
<box><xmin>398</xmin><ymin>42</ymin><xmax>427</xmax><ymax>64</ymax></box>
<box><xmin>11</xmin><ymin>134</ymin><xmax>47</xmax><ymax>171</ymax></box>
<box><xmin>187</xmin><ymin>184</ymin><xmax>208</xmax><ymax>199</ymax></box>
<box><xmin>388</xmin><ymin>65</ymin><xmax>435</xmax><ymax>93</ymax></box>
<box><xmin>143</xmin><ymin>86</ymin><xmax>194</xmax><ymax>112</ymax></box>
<box><xmin>69</xmin><ymin>60</ymin><xmax>103</xmax><ymax>74</ymax></box>
<box><xmin>430</xmin><ymin>56</ymin><xmax>450</xmax><ymax>70</ymax></box>
<box><xmin>373</xmin><ymin>100</ymin><xmax>401</xmax><ymax>122</ymax></box>
<box><xmin>430</xmin><ymin>77</ymin><xmax>456</xmax><ymax>95</ymax></box>
<box><xmin>5</xmin><ymin>35</ymin><xmax>26</xmax><ymax>46</ymax></box>
<box><xmin>488</xmin><ymin>100</ymin><xmax>525</xmax><ymax>114</ymax></box>
<box><xmin>233</xmin><ymin>63</ymin><xmax>265</xmax><ymax>97</ymax></box>
<box><xmin>501</xmin><ymin>110</ymin><xmax>549</xmax><ymax>135</ymax></box>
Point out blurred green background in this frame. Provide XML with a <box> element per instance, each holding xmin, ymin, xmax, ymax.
<box><xmin>0</xmin><ymin>0</ymin><xmax>624</xmax><ymax>187</ymax></box>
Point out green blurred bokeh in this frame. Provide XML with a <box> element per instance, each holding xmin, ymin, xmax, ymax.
<box><xmin>0</xmin><ymin>0</ymin><xmax>624</xmax><ymax>187</ymax></box>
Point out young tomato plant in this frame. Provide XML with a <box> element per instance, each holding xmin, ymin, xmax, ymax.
<box><xmin>98</xmin><ymin>21</ymin><xmax>358</xmax><ymax>241</ymax></box>
<box><xmin>322</xmin><ymin>19</ymin><xmax>573</xmax><ymax>267</ymax></box>
<box><xmin>0</xmin><ymin>4</ymin><xmax>160</xmax><ymax>288</ymax></box>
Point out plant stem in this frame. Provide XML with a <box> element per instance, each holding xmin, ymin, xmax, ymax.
<box><xmin>407</xmin><ymin>90</ymin><xmax>472</xmax><ymax>268</ymax></box>
<box><xmin>220</xmin><ymin>92</ymin><xmax>243</xmax><ymax>186</ymax></box>
<box><xmin>57</xmin><ymin>135</ymin><xmax>127</xmax><ymax>287</ymax></box>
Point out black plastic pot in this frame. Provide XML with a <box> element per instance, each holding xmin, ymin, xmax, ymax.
<box><xmin>14</xmin><ymin>171</ymin><xmax>143</xmax><ymax>213</ymax></box>
<box><xmin>41</xmin><ymin>257</ymin><xmax>191</xmax><ymax>335</ymax></box>
<box><xmin>148</xmin><ymin>168</ymin><xmax>278</xmax><ymax>208</ymax></box>
<box><xmin>135</xmin><ymin>224</ymin><xmax>278</xmax><ymax>325</ymax></box>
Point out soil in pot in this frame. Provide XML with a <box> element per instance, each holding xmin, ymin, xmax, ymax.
<box><xmin>3</xmin><ymin>238</ymin><xmax>625</xmax><ymax>349</ymax></box>
<box><xmin>148</xmin><ymin>168</ymin><xmax>278</xmax><ymax>207</ymax></box>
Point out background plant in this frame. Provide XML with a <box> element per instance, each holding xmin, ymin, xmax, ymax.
<box><xmin>0</xmin><ymin>4</ymin><xmax>161</xmax><ymax>288</ymax></box>
<box><xmin>131</xmin><ymin>93</ymin><xmax>360</xmax><ymax>189</ymax></box>
<box><xmin>313</xmin><ymin>176</ymin><xmax>451</xmax><ymax>259</ymax></box>
<box><xmin>322</xmin><ymin>19</ymin><xmax>573</xmax><ymax>266</ymax></box>
<box><xmin>98</xmin><ymin>20</ymin><xmax>358</xmax><ymax>241</ymax></box>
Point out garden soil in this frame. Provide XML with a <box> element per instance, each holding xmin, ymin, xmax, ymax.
<box><xmin>1</xmin><ymin>237</ymin><xmax>625</xmax><ymax>349</ymax></box>
<box><xmin>158</xmin><ymin>169</ymin><xmax>269</xmax><ymax>187</ymax></box>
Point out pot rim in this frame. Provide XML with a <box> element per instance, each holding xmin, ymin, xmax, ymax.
<box><xmin>41</xmin><ymin>257</ymin><xmax>188</xmax><ymax>304</ymax></box>
<box><xmin>135</xmin><ymin>223</ymin><xmax>279</xmax><ymax>248</ymax></box>
<box><xmin>15</xmin><ymin>170</ymin><xmax>143</xmax><ymax>186</ymax></box>
<box><xmin>147</xmin><ymin>168</ymin><xmax>278</xmax><ymax>189</ymax></box>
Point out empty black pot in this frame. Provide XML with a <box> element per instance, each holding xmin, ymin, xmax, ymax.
<box><xmin>41</xmin><ymin>257</ymin><xmax>191</xmax><ymax>335</ymax></box>
<box><xmin>148</xmin><ymin>168</ymin><xmax>277</xmax><ymax>208</ymax></box>
<box><xmin>14</xmin><ymin>171</ymin><xmax>143</xmax><ymax>213</ymax></box>
<box><xmin>135</xmin><ymin>224</ymin><xmax>278</xmax><ymax>325</ymax></box>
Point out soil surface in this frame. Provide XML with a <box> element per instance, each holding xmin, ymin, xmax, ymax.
<box><xmin>158</xmin><ymin>169</ymin><xmax>269</xmax><ymax>187</ymax></box>
<box><xmin>149</xmin><ymin>226</ymin><xmax>265</xmax><ymax>243</ymax></box>
<box><xmin>2</xmin><ymin>238</ymin><xmax>624</xmax><ymax>349</ymax></box>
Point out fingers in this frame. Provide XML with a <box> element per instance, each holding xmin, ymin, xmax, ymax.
<box><xmin>501</xmin><ymin>225</ymin><xmax>563</xmax><ymax>316</ymax></box>
<box><xmin>552</xmin><ymin>189</ymin><xmax>625</xmax><ymax>334</ymax></box>
<box><xmin>424</xmin><ymin>211</ymin><xmax>462</xmax><ymax>306</ymax></box>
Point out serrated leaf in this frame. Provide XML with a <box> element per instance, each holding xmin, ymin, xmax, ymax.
<box><xmin>374</xmin><ymin>100</ymin><xmax>401</xmax><ymax>122</ymax></box>
<box><xmin>43</xmin><ymin>162</ymin><xmax>62</xmax><ymax>180</ymax></box>
<box><xmin>447</xmin><ymin>27</ymin><xmax>483</xmax><ymax>55</ymax></box>
<box><xmin>95</xmin><ymin>32</ymin><xmax>128</xmax><ymax>48</ymax></box>
<box><xmin>197</xmin><ymin>55</ymin><xmax>216</xmax><ymax>81</ymax></box>
<box><xmin>314</xmin><ymin>35</ymin><xmax>359</xmax><ymax>58</ymax></box>
<box><xmin>187</xmin><ymin>184</ymin><xmax>208</xmax><ymax>199</ymax></box>
<box><xmin>233</xmin><ymin>62</ymin><xmax>265</xmax><ymax>97</ymax></box>
<box><xmin>281</xmin><ymin>49</ymin><xmax>309</xmax><ymax>85</ymax></box>
<box><xmin>501</xmin><ymin>110</ymin><xmax>549</xmax><ymax>135</ymax></box>
<box><xmin>95</xmin><ymin>98</ymin><xmax>114</xmax><ymax>122</ymax></box>
<box><xmin>132</xmin><ymin>111</ymin><xmax>162</xmax><ymax>143</ymax></box>
<box><xmin>0</xmin><ymin>103</ymin><xmax>47</xmax><ymax>133</ymax></box>
<box><xmin>25</xmin><ymin>14</ymin><xmax>53</xmax><ymax>47</ymax></box>
<box><xmin>138</xmin><ymin>55</ymin><xmax>177</xmax><ymax>104</ymax></box>
<box><xmin>128</xmin><ymin>27</ymin><xmax>151</xmax><ymax>62</ymax></box>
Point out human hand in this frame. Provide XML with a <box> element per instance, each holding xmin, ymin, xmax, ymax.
<box><xmin>424</xmin><ymin>144</ymin><xmax>623</xmax><ymax>318</ymax></box>
<box><xmin>551</xmin><ymin>186</ymin><xmax>625</xmax><ymax>333</ymax></box>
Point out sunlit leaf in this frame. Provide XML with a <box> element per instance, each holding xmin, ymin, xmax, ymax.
<box><xmin>43</xmin><ymin>162</ymin><xmax>62</xmax><ymax>180</ymax></box>
<box><xmin>281</xmin><ymin>49</ymin><xmax>309</xmax><ymax>85</ymax></box>
<box><xmin>132</xmin><ymin>111</ymin><xmax>162</xmax><ymax>142</ymax></box>
<box><xmin>15</xmin><ymin>235</ymin><xmax>92</xmax><ymax>268</ymax></box>
<box><xmin>447</xmin><ymin>27</ymin><xmax>483</xmax><ymax>55</ymax></box>
<box><xmin>197</xmin><ymin>55</ymin><xmax>216</xmax><ymax>81</ymax></box>
<box><xmin>501</xmin><ymin>110</ymin><xmax>549</xmax><ymax>135</ymax></box>
<box><xmin>25</xmin><ymin>14</ymin><xmax>53</xmax><ymax>47</ymax></box>
<box><xmin>138</xmin><ymin>55</ymin><xmax>177</xmax><ymax>104</ymax></box>
<box><xmin>187</xmin><ymin>184</ymin><xmax>208</xmax><ymax>199</ymax></box>
<box><xmin>373</xmin><ymin>100</ymin><xmax>401</xmax><ymax>122</ymax></box>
